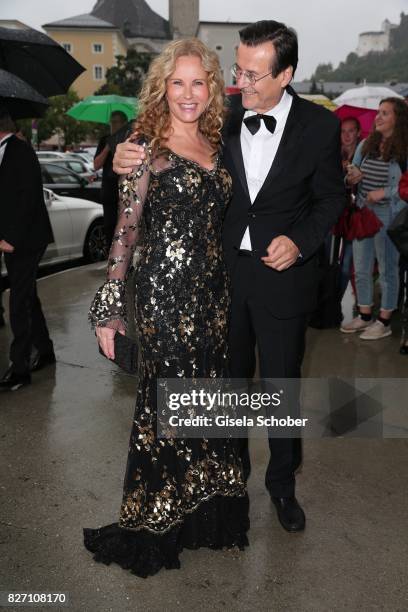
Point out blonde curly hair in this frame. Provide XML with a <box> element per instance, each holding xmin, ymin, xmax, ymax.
<box><xmin>133</xmin><ymin>38</ymin><xmax>225</xmax><ymax>157</ymax></box>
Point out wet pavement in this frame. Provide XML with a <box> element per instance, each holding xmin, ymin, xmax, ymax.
<box><xmin>0</xmin><ymin>263</ymin><xmax>407</xmax><ymax>612</ymax></box>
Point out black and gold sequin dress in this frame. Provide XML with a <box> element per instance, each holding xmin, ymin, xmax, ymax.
<box><xmin>83</xmin><ymin>144</ymin><xmax>249</xmax><ymax>578</ymax></box>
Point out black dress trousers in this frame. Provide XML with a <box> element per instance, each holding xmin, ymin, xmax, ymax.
<box><xmin>4</xmin><ymin>247</ymin><xmax>53</xmax><ymax>375</ymax></box>
<box><xmin>228</xmin><ymin>254</ymin><xmax>306</xmax><ymax>498</ymax></box>
<box><xmin>101</xmin><ymin>180</ymin><xmax>119</xmax><ymax>248</ymax></box>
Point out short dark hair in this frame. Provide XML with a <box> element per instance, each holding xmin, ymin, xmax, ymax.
<box><xmin>341</xmin><ymin>116</ymin><xmax>361</xmax><ymax>131</ymax></box>
<box><xmin>0</xmin><ymin>104</ymin><xmax>15</xmax><ymax>132</ymax></box>
<box><xmin>239</xmin><ymin>20</ymin><xmax>298</xmax><ymax>78</ymax></box>
<box><xmin>110</xmin><ymin>110</ymin><xmax>128</xmax><ymax>123</ymax></box>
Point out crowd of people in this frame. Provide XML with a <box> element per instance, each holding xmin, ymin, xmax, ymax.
<box><xmin>340</xmin><ymin>97</ymin><xmax>408</xmax><ymax>349</ymax></box>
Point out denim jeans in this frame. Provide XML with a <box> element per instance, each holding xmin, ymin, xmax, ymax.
<box><xmin>352</xmin><ymin>204</ymin><xmax>402</xmax><ymax>311</ymax></box>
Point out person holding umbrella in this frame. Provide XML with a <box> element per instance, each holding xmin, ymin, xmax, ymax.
<box><xmin>0</xmin><ymin>67</ymin><xmax>50</xmax><ymax>335</ymax></box>
<box><xmin>0</xmin><ymin>25</ymin><xmax>84</xmax><ymax>389</ymax></box>
<box><xmin>0</xmin><ymin>105</ymin><xmax>55</xmax><ymax>391</ymax></box>
<box><xmin>94</xmin><ymin>110</ymin><xmax>128</xmax><ymax>246</ymax></box>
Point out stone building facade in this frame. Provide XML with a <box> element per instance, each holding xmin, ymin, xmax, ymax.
<box><xmin>356</xmin><ymin>19</ymin><xmax>398</xmax><ymax>57</ymax></box>
<box><xmin>43</xmin><ymin>0</ymin><xmax>250</xmax><ymax>96</ymax></box>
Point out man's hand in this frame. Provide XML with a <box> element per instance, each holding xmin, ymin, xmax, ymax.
<box><xmin>96</xmin><ymin>322</ymin><xmax>125</xmax><ymax>360</ymax></box>
<box><xmin>94</xmin><ymin>144</ymin><xmax>110</xmax><ymax>172</ymax></box>
<box><xmin>366</xmin><ymin>189</ymin><xmax>385</xmax><ymax>204</ymax></box>
<box><xmin>261</xmin><ymin>236</ymin><xmax>300</xmax><ymax>271</ymax></box>
<box><xmin>113</xmin><ymin>136</ymin><xmax>146</xmax><ymax>175</ymax></box>
<box><xmin>0</xmin><ymin>240</ymin><xmax>15</xmax><ymax>253</ymax></box>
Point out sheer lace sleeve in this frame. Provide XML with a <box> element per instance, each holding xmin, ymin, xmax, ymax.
<box><xmin>89</xmin><ymin>145</ymin><xmax>151</xmax><ymax>330</ymax></box>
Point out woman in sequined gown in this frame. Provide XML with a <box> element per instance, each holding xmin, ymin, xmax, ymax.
<box><xmin>83</xmin><ymin>39</ymin><xmax>249</xmax><ymax>577</ymax></box>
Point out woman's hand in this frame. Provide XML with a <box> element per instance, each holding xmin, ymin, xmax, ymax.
<box><xmin>366</xmin><ymin>189</ymin><xmax>386</xmax><ymax>204</ymax></box>
<box><xmin>346</xmin><ymin>165</ymin><xmax>363</xmax><ymax>185</ymax></box>
<box><xmin>96</xmin><ymin>322</ymin><xmax>125</xmax><ymax>360</ymax></box>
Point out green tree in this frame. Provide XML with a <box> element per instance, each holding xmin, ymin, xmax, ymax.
<box><xmin>314</xmin><ymin>63</ymin><xmax>333</xmax><ymax>81</ymax></box>
<box><xmin>95</xmin><ymin>48</ymin><xmax>153</xmax><ymax>96</ymax></box>
<box><xmin>14</xmin><ymin>118</ymin><xmax>33</xmax><ymax>141</ymax></box>
<box><xmin>36</xmin><ymin>89</ymin><xmax>91</xmax><ymax>148</ymax></box>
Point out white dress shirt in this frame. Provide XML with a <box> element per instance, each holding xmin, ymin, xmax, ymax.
<box><xmin>239</xmin><ymin>89</ymin><xmax>293</xmax><ymax>250</ymax></box>
<box><xmin>0</xmin><ymin>133</ymin><xmax>13</xmax><ymax>167</ymax></box>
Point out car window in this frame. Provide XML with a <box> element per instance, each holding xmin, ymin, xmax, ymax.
<box><xmin>67</xmin><ymin>161</ymin><xmax>84</xmax><ymax>173</ymax></box>
<box><xmin>41</xmin><ymin>167</ymin><xmax>52</xmax><ymax>183</ymax></box>
<box><xmin>44</xmin><ymin>164</ymin><xmax>80</xmax><ymax>184</ymax></box>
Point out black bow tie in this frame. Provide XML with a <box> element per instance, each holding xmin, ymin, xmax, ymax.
<box><xmin>243</xmin><ymin>114</ymin><xmax>277</xmax><ymax>135</ymax></box>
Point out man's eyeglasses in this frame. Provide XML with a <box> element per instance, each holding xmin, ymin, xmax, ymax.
<box><xmin>231</xmin><ymin>64</ymin><xmax>273</xmax><ymax>85</ymax></box>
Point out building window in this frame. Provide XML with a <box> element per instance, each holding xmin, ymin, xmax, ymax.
<box><xmin>92</xmin><ymin>43</ymin><xmax>103</xmax><ymax>54</ymax></box>
<box><xmin>215</xmin><ymin>44</ymin><xmax>223</xmax><ymax>51</ymax></box>
<box><xmin>62</xmin><ymin>42</ymin><xmax>72</xmax><ymax>53</ymax></box>
<box><xmin>93</xmin><ymin>65</ymin><xmax>104</xmax><ymax>80</ymax></box>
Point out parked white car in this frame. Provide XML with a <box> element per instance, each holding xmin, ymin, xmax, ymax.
<box><xmin>37</xmin><ymin>151</ymin><xmax>96</xmax><ymax>175</ymax></box>
<box><xmin>42</xmin><ymin>188</ymin><xmax>107</xmax><ymax>266</ymax></box>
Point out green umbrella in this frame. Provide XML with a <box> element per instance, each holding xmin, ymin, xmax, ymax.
<box><xmin>66</xmin><ymin>94</ymin><xmax>138</xmax><ymax>124</ymax></box>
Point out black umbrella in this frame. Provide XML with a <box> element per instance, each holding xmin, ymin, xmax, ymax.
<box><xmin>0</xmin><ymin>26</ymin><xmax>85</xmax><ymax>97</ymax></box>
<box><xmin>0</xmin><ymin>68</ymin><xmax>49</xmax><ymax>119</ymax></box>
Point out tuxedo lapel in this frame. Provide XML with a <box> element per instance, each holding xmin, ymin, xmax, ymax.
<box><xmin>224</xmin><ymin>102</ymin><xmax>250</xmax><ymax>199</ymax></box>
<box><xmin>254</xmin><ymin>94</ymin><xmax>306</xmax><ymax>202</ymax></box>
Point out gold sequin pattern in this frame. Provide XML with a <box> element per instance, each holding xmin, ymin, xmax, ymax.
<box><xmin>88</xmin><ymin>144</ymin><xmax>246</xmax><ymax>535</ymax></box>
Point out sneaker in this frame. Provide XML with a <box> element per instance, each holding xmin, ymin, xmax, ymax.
<box><xmin>359</xmin><ymin>320</ymin><xmax>392</xmax><ymax>340</ymax></box>
<box><xmin>340</xmin><ymin>316</ymin><xmax>373</xmax><ymax>334</ymax></box>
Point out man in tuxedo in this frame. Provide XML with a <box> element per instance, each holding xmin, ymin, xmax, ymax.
<box><xmin>0</xmin><ymin>107</ymin><xmax>55</xmax><ymax>391</ymax></box>
<box><xmin>111</xmin><ymin>20</ymin><xmax>345</xmax><ymax>532</ymax></box>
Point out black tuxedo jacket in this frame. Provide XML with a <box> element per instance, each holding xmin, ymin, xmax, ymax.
<box><xmin>222</xmin><ymin>88</ymin><xmax>346</xmax><ymax>318</ymax></box>
<box><xmin>0</xmin><ymin>135</ymin><xmax>54</xmax><ymax>253</ymax></box>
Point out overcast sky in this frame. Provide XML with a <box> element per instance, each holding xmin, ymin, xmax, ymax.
<box><xmin>2</xmin><ymin>0</ymin><xmax>408</xmax><ymax>79</ymax></box>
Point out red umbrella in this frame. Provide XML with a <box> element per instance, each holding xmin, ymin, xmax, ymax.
<box><xmin>334</xmin><ymin>104</ymin><xmax>377</xmax><ymax>138</ymax></box>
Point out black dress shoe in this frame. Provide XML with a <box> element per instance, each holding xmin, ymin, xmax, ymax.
<box><xmin>271</xmin><ymin>496</ymin><xmax>305</xmax><ymax>532</ymax></box>
<box><xmin>30</xmin><ymin>351</ymin><xmax>56</xmax><ymax>372</ymax></box>
<box><xmin>0</xmin><ymin>367</ymin><xmax>31</xmax><ymax>391</ymax></box>
<box><xmin>400</xmin><ymin>344</ymin><xmax>408</xmax><ymax>355</ymax></box>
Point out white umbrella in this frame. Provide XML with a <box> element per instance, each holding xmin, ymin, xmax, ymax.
<box><xmin>333</xmin><ymin>85</ymin><xmax>403</xmax><ymax>110</ymax></box>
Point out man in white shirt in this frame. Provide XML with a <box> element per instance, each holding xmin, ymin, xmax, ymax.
<box><xmin>222</xmin><ymin>22</ymin><xmax>344</xmax><ymax>533</ymax></box>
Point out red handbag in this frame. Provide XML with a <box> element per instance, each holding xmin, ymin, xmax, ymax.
<box><xmin>399</xmin><ymin>171</ymin><xmax>408</xmax><ymax>202</ymax></box>
<box><xmin>333</xmin><ymin>204</ymin><xmax>383</xmax><ymax>240</ymax></box>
